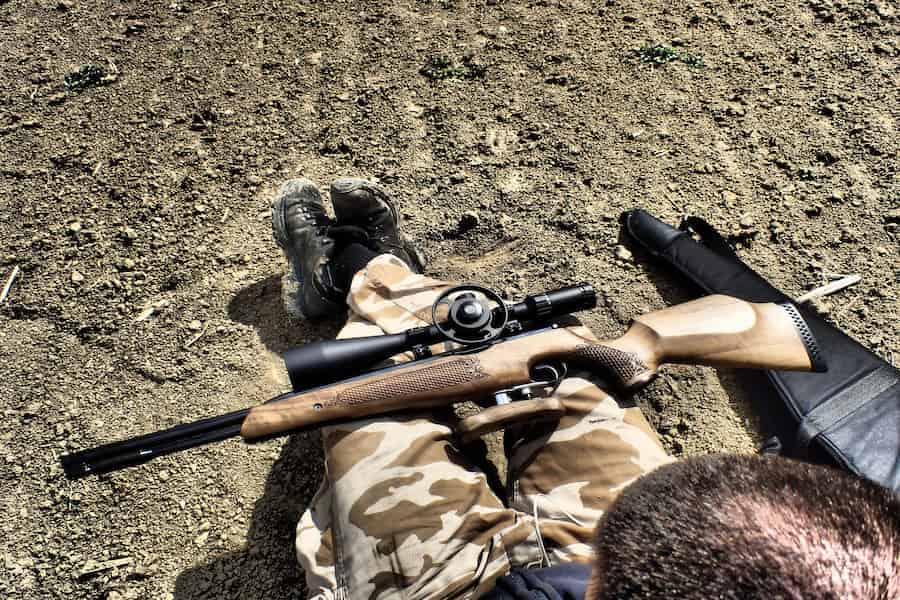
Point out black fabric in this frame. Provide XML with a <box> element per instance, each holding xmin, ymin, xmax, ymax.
<box><xmin>622</xmin><ymin>209</ymin><xmax>900</xmax><ymax>492</ymax></box>
<box><xmin>329</xmin><ymin>242</ymin><xmax>378</xmax><ymax>292</ymax></box>
<box><xmin>484</xmin><ymin>564</ymin><xmax>591</xmax><ymax>600</ymax></box>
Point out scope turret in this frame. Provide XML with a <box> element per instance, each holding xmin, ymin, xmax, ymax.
<box><xmin>284</xmin><ymin>283</ymin><xmax>596</xmax><ymax>391</ymax></box>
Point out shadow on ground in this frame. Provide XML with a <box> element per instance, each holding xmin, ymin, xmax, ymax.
<box><xmin>172</xmin><ymin>432</ymin><xmax>322</xmax><ymax>600</ymax></box>
<box><xmin>227</xmin><ymin>274</ymin><xmax>343</xmax><ymax>354</ymax></box>
<box><xmin>174</xmin><ymin>275</ymin><xmax>343</xmax><ymax>599</ymax></box>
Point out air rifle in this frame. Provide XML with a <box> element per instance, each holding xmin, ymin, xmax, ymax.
<box><xmin>60</xmin><ymin>284</ymin><xmax>825</xmax><ymax>479</ymax></box>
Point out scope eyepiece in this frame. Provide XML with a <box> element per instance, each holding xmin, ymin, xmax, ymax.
<box><xmin>511</xmin><ymin>283</ymin><xmax>596</xmax><ymax>322</ymax></box>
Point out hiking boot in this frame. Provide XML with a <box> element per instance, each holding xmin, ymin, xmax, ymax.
<box><xmin>271</xmin><ymin>178</ymin><xmax>345</xmax><ymax>320</ymax></box>
<box><xmin>329</xmin><ymin>178</ymin><xmax>426</xmax><ymax>273</ymax></box>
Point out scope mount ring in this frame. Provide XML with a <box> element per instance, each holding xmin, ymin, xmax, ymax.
<box><xmin>432</xmin><ymin>285</ymin><xmax>509</xmax><ymax>344</ymax></box>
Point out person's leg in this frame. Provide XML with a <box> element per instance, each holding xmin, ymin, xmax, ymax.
<box><xmin>296</xmin><ymin>255</ymin><xmax>536</xmax><ymax>600</ymax></box>
<box><xmin>504</xmin><ymin>323</ymin><xmax>676</xmax><ymax>565</ymax></box>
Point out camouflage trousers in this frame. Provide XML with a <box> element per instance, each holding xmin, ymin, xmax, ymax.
<box><xmin>295</xmin><ymin>255</ymin><xmax>674</xmax><ymax>600</ymax></box>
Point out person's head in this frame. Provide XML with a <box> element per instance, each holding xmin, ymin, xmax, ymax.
<box><xmin>588</xmin><ymin>454</ymin><xmax>900</xmax><ymax>599</ymax></box>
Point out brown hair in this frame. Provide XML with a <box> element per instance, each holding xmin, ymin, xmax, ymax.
<box><xmin>590</xmin><ymin>454</ymin><xmax>900</xmax><ymax>599</ymax></box>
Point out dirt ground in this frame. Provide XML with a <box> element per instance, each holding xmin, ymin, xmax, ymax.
<box><xmin>1</xmin><ymin>0</ymin><xmax>898</xmax><ymax>598</ymax></box>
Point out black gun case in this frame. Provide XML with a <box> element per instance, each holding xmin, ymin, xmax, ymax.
<box><xmin>622</xmin><ymin>209</ymin><xmax>899</xmax><ymax>492</ymax></box>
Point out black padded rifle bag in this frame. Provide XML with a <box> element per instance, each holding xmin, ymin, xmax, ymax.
<box><xmin>623</xmin><ymin>209</ymin><xmax>900</xmax><ymax>492</ymax></box>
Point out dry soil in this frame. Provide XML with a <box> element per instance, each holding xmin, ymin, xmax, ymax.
<box><xmin>1</xmin><ymin>0</ymin><xmax>898</xmax><ymax>598</ymax></box>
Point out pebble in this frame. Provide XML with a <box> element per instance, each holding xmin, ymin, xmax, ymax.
<box><xmin>821</xmin><ymin>103</ymin><xmax>840</xmax><ymax>117</ymax></box>
<box><xmin>194</xmin><ymin>203</ymin><xmax>207</xmax><ymax>213</ymax></box>
<box><xmin>122</xmin><ymin>258</ymin><xmax>136</xmax><ymax>270</ymax></box>
<box><xmin>804</xmin><ymin>204</ymin><xmax>823</xmax><ymax>217</ymax></box>
<box><xmin>120</xmin><ymin>227</ymin><xmax>138</xmax><ymax>242</ymax></box>
<box><xmin>722</xmin><ymin>190</ymin><xmax>738</xmax><ymax>204</ymax></box>
<box><xmin>458</xmin><ymin>211</ymin><xmax>479</xmax><ymax>233</ymax></box>
<box><xmin>188</xmin><ymin>320</ymin><xmax>202</xmax><ymax>331</ymax></box>
<box><xmin>614</xmin><ymin>245</ymin><xmax>633</xmax><ymax>262</ymax></box>
<box><xmin>739</xmin><ymin>214</ymin><xmax>754</xmax><ymax>228</ymax></box>
<box><xmin>157</xmin><ymin>470</ymin><xmax>170</xmax><ymax>481</ymax></box>
<box><xmin>71</xmin><ymin>271</ymin><xmax>84</xmax><ymax>283</ymax></box>
<box><xmin>769</xmin><ymin>220</ymin><xmax>785</xmax><ymax>236</ymax></box>
<box><xmin>449</xmin><ymin>172</ymin><xmax>467</xmax><ymax>184</ymax></box>
<box><xmin>68</xmin><ymin>221</ymin><xmax>82</xmax><ymax>233</ymax></box>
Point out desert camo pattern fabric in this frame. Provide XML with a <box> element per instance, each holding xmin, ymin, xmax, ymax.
<box><xmin>295</xmin><ymin>255</ymin><xmax>674</xmax><ymax>600</ymax></box>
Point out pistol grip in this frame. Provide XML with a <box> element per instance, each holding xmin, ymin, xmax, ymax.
<box><xmin>456</xmin><ymin>397</ymin><xmax>565</xmax><ymax>443</ymax></box>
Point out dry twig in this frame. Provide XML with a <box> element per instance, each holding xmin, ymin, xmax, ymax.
<box><xmin>183</xmin><ymin>324</ymin><xmax>208</xmax><ymax>348</ymax></box>
<box><xmin>795</xmin><ymin>274</ymin><xmax>860</xmax><ymax>304</ymax></box>
<box><xmin>0</xmin><ymin>266</ymin><xmax>20</xmax><ymax>304</ymax></box>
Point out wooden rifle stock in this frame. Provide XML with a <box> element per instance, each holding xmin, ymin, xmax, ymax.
<box><xmin>240</xmin><ymin>295</ymin><xmax>823</xmax><ymax>441</ymax></box>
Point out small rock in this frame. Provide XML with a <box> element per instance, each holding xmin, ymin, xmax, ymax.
<box><xmin>157</xmin><ymin>470</ymin><xmax>170</xmax><ymax>482</ymax></box>
<box><xmin>449</xmin><ymin>172</ymin><xmax>467</xmax><ymax>184</ymax></box>
<box><xmin>820</xmin><ymin>103</ymin><xmax>840</xmax><ymax>117</ymax></box>
<box><xmin>457</xmin><ymin>211</ymin><xmax>479</xmax><ymax>234</ymax></box>
<box><xmin>840</xmin><ymin>227</ymin><xmax>858</xmax><ymax>243</ymax></box>
<box><xmin>188</xmin><ymin>320</ymin><xmax>202</xmax><ymax>331</ymax></box>
<box><xmin>828</xmin><ymin>191</ymin><xmax>844</xmax><ymax>203</ymax></box>
<box><xmin>404</xmin><ymin>101</ymin><xmax>424</xmax><ymax>117</ymax></box>
<box><xmin>884</xmin><ymin>209</ymin><xmax>900</xmax><ymax>224</ymax></box>
<box><xmin>769</xmin><ymin>220</ymin><xmax>785</xmax><ymax>236</ymax></box>
<box><xmin>68</xmin><ymin>221</ymin><xmax>82</xmax><ymax>233</ymax></box>
<box><xmin>47</xmin><ymin>92</ymin><xmax>67</xmax><ymax>105</ymax></box>
<box><xmin>120</xmin><ymin>227</ymin><xmax>138</xmax><ymax>242</ymax></box>
<box><xmin>722</xmin><ymin>190</ymin><xmax>738</xmax><ymax>204</ymax></box>
<box><xmin>124</xmin><ymin>21</ymin><xmax>147</xmax><ymax>36</ymax></box>
<box><xmin>622</xmin><ymin>14</ymin><xmax>638</xmax><ymax>22</ymax></box>
<box><xmin>122</xmin><ymin>258</ymin><xmax>136</xmax><ymax>270</ymax></box>
<box><xmin>739</xmin><ymin>214</ymin><xmax>754</xmax><ymax>228</ymax></box>
<box><xmin>614</xmin><ymin>245</ymin><xmax>633</xmax><ymax>262</ymax></box>
<box><xmin>194</xmin><ymin>203</ymin><xmax>207</xmax><ymax>213</ymax></box>
<box><xmin>71</xmin><ymin>271</ymin><xmax>84</xmax><ymax>284</ymax></box>
<box><xmin>194</xmin><ymin>531</ymin><xmax>210</xmax><ymax>547</ymax></box>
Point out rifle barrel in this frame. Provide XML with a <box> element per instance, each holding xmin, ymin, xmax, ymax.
<box><xmin>61</xmin><ymin>408</ymin><xmax>249</xmax><ymax>479</ymax></box>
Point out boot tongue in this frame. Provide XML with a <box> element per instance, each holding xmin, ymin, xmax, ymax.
<box><xmin>327</xmin><ymin>224</ymin><xmax>370</xmax><ymax>245</ymax></box>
